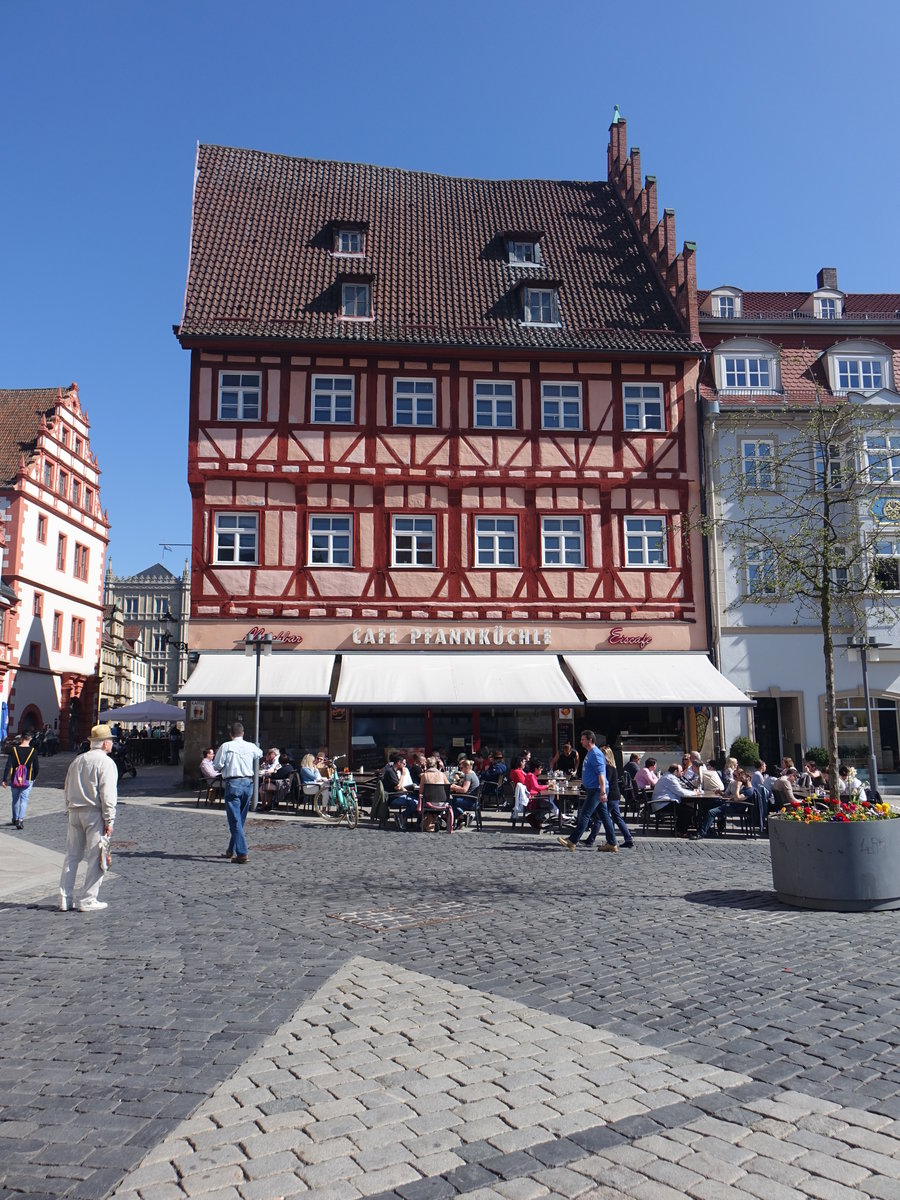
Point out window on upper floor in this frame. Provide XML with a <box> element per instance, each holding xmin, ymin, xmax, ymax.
<box><xmin>623</xmin><ymin>383</ymin><xmax>665</xmax><ymax>432</ymax></box>
<box><xmin>125</xmin><ymin>596</ymin><xmax>138</xmax><ymax>615</ymax></box>
<box><xmin>43</xmin><ymin>462</ymin><xmax>52</xmax><ymax>489</ymax></box>
<box><xmin>71</xmin><ymin>479</ymin><xmax>80</xmax><ymax>506</ymax></box>
<box><xmin>341</xmin><ymin>282</ymin><xmax>370</xmax><ymax>319</ymax></box>
<box><xmin>746</xmin><ymin>543</ymin><xmax>777</xmax><ymax>596</ymax></box>
<box><xmin>28</xmin><ymin>641</ymin><xmax>41</xmax><ymax>667</ymax></box>
<box><xmin>541</xmin><ymin>516</ymin><xmax>584</xmax><ymax>568</ymax></box>
<box><xmin>153</xmin><ymin>596</ymin><xmax>169</xmax><ymax>615</ymax></box>
<box><xmin>213</xmin><ymin>513</ymin><xmax>258</xmax><ymax>565</ymax></box>
<box><xmin>541</xmin><ymin>382</ymin><xmax>581</xmax><ymax>430</ymax></box>
<box><xmin>836</xmin><ymin>356</ymin><xmax>886</xmax><ymax>393</ymax></box>
<box><xmin>70</xmin><ymin>617</ymin><xmax>85</xmax><ymax>657</ymax></box>
<box><xmin>151</xmin><ymin>665</ymin><xmax>165</xmax><ymax>687</ymax></box>
<box><xmin>58</xmin><ymin>470</ymin><xmax>68</xmax><ymax>498</ymax></box>
<box><xmin>873</xmin><ymin>535</ymin><xmax>900</xmax><ymax>591</ymax></box>
<box><xmin>474</xmin><ymin>516</ymin><xmax>518</xmax><ymax>567</ymax></box>
<box><xmin>392</xmin><ymin>516</ymin><xmax>436</xmax><ymax>567</ymax></box>
<box><xmin>56</xmin><ymin>534</ymin><xmax>67</xmax><ymax>571</ymax></box>
<box><xmin>523</xmin><ymin>287</ymin><xmax>559</xmax><ymax>326</ymax></box>
<box><xmin>623</xmin><ymin>516</ymin><xmax>667</xmax><ymax>568</ymax></box>
<box><xmin>74</xmin><ymin>436</ymin><xmax>82</xmax><ymax>456</ymax></box>
<box><xmin>218</xmin><ymin>372</ymin><xmax>260</xmax><ymax>420</ymax></box>
<box><xmin>60</xmin><ymin>429</ymin><xmax>68</xmax><ymax>447</ymax></box>
<box><xmin>36</xmin><ymin>515</ymin><xmax>47</xmax><ymax>544</ymax></box>
<box><xmin>865</xmin><ymin>434</ymin><xmax>900</xmax><ymax>484</ymax></box>
<box><xmin>335</xmin><ymin>228</ymin><xmax>364</xmax><ymax>255</ymax></box>
<box><xmin>722</xmin><ymin>355</ymin><xmax>773</xmax><ymax>390</ymax></box>
<box><xmin>814</xmin><ymin>443</ymin><xmax>846</xmax><ymax>491</ymax></box>
<box><xmin>51</xmin><ymin>612</ymin><xmax>62</xmax><ymax>653</ymax></box>
<box><xmin>152</xmin><ymin>633</ymin><xmax>166</xmax><ymax>653</ymax></box>
<box><xmin>394</xmin><ymin>379</ymin><xmax>436</xmax><ymax>427</ymax></box>
<box><xmin>815</xmin><ymin>296</ymin><xmax>840</xmax><ymax>319</ymax></box>
<box><xmin>84</xmin><ymin>488</ymin><xmax>93</xmax><ymax>512</ymax></box>
<box><xmin>312</xmin><ymin>375</ymin><xmax>354</xmax><ymax>424</ymax></box>
<box><xmin>741</xmin><ymin>440</ymin><xmax>775</xmax><ymax>490</ymax></box>
<box><xmin>73</xmin><ymin>543</ymin><xmax>89</xmax><ymax>582</ymax></box>
<box><xmin>473</xmin><ymin>380</ymin><xmax>514</xmax><ymax>429</ymax></box>
<box><xmin>832</xmin><ymin>546</ymin><xmax>850</xmax><ymax>592</ymax></box>
<box><xmin>508</xmin><ymin>239</ymin><xmax>541</xmax><ymax>266</ymax></box>
<box><xmin>33</xmin><ymin>592</ymin><xmax>43</xmax><ymax>617</ymax></box>
<box><xmin>308</xmin><ymin>515</ymin><xmax>352</xmax><ymax>566</ymax></box>
<box><xmin>715</xmin><ymin>295</ymin><xmax>737</xmax><ymax>318</ymax></box>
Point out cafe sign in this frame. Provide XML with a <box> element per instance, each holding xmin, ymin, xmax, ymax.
<box><xmin>607</xmin><ymin>626</ymin><xmax>653</xmax><ymax>650</ymax></box>
<box><xmin>352</xmin><ymin>625</ymin><xmax>553</xmax><ymax>646</ymax></box>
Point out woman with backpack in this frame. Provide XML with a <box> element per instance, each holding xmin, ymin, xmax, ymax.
<box><xmin>2</xmin><ymin>732</ymin><xmax>40</xmax><ymax>829</ymax></box>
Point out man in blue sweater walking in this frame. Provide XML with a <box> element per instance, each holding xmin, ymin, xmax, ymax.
<box><xmin>557</xmin><ymin>730</ymin><xmax>618</xmax><ymax>853</ymax></box>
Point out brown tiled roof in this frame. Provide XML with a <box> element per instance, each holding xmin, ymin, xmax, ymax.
<box><xmin>700</xmin><ymin>345</ymin><xmax>900</xmax><ymax>407</ymax></box>
<box><xmin>179</xmin><ymin>145</ymin><xmax>698</xmax><ymax>355</ymax></box>
<box><xmin>0</xmin><ymin>388</ymin><xmax>64</xmax><ymax>487</ymax></box>
<box><xmin>699</xmin><ymin>289</ymin><xmax>900</xmax><ymax>319</ymax></box>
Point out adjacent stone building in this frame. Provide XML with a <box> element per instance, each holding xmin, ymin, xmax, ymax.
<box><xmin>103</xmin><ymin>560</ymin><xmax>190</xmax><ymax>701</ymax></box>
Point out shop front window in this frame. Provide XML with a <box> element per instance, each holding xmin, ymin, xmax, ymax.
<box><xmin>216</xmin><ymin>701</ymin><xmax>327</xmax><ymax>759</ymax></box>
<box><xmin>351</xmin><ymin>709</ymin><xmax>425</xmax><ymax>765</ymax></box>
<box><xmin>478</xmin><ymin>707</ymin><xmax>554</xmax><ymax>764</ymax></box>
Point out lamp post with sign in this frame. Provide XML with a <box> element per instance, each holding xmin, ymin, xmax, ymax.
<box><xmin>846</xmin><ymin>636</ymin><xmax>885</xmax><ymax>801</ymax></box>
<box><xmin>244</xmin><ymin>632</ymin><xmax>273</xmax><ymax>810</ymax></box>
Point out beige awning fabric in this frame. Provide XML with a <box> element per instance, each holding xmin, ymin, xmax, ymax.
<box><xmin>563</xmin><ymin>653</ymin><xmax>754</xmax><ymax>707</ymax></box>
<box><xmin>177</xmin><ymin>652</ymin><xmax>335</xmax><ymax>699</ymax></box>
<box><xmin>334</xmin><ymin>652</ymin><xmax>580</xmax><ymax>707</ymax></box>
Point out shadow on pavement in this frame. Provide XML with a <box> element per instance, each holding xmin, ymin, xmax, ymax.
<box><xmin>684</xmin><ymin>887</ymin><xmax>780</xmax><ymax>909</ymax></box>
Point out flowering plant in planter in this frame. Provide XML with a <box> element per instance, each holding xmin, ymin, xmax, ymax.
<box><xmin>778</xmin><ymin>797</ymin><xmax>897</xmax><ymax>824</ymax></box>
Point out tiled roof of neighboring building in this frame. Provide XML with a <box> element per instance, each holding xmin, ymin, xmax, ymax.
<box><xmin>130</xmin><ymin>563</ymin><xmax>176</xmax><ymax>580</ymax></box>
<box><xmin>0</xmin><ymin>388</ymin><xmax>62</xmax><ymax>487</ymax></box>
<box><xmin>700</xmin><ymin>345</ymin><xmax>900</xmax><ymax>407</ymax></box>
<box><xmin>699</xmin><ymin>289</ymin><xmax>900</xmax><ymax>319</ymax></box>
<box><xmin>178</xmin><ymin>145</ymin><xmax>699</xmax><ymax>355</ymax></box>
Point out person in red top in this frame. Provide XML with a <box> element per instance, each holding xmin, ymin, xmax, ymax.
<box><xmin>508</xmin><ymin>756</ymin><xmax>548</xmax><ymax>793</ymax></box>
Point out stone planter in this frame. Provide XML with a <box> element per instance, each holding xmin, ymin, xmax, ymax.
<box><xmin>769</xmin><ymin>816</ymin><xmax>900</xmax><ymax>911</ymax></box>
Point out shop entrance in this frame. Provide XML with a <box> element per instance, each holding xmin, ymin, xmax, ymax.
<box><xmin>582</xmin><ymin>704</ymin><xmax>686</xmax><ymax>766</ymax></box>
<box><xmin>753</xmin><ymin>698</ymin><xmax>780</xmax><ymax>768</ymax></box>
<box><xmin>877</xmin><ymin>698</ymin><xmax>899</xmax><ymax>773</ymax></box>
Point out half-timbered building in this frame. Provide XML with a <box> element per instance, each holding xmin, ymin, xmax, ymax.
<box><xmin>177</xmin><ymin>116</ymin><xmax>749</xmax><ymax>770</ymax></box>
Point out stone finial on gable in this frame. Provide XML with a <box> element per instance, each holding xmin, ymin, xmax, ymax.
<box><xmin>607</xmin><ymin>114</ymin><xmax>699</xmax><ymax>342</ymax></box>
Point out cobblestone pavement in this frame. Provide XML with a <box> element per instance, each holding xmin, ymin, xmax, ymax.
<box><xmin>1</xmin><ymin>787</ymin><xmax>898</xmax><ymax>1200</ymax></box>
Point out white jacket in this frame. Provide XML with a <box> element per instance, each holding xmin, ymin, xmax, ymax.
<box><xmin>64</xmin><ymin>749</ymin><xmax>118</xmax><ymax>826</ymax></box>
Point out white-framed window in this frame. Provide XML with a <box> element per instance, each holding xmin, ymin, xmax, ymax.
<box><xmin>474</xmin><ymin>516</ymin><xmax>518</xmax><ymax>567</ymax></box>
<box><xmin>715</xmin><ymin>295</ymin><xmax>736</xmax><ymax>318</ymax></box>
<box><xmin>473</xmin><ymin>380</ymin><xmax>514</xmax><ymax>428</ymax></box>
<box><xmin>623</xmin><ymin>383</ymin><xmax>665</xmax><ymax>431</ymax></box>
<box><xmin>874</xmin><ymin>536</ymin><xmax>900</xmax><ymax>591</ymax></box>
<box><xmin>392</xmin><ymin>515</ymin><xmax>436</xmax><ymax>567</ymax></box>
<box><xmin>308</xmin><ymin>515</ymin><xmax>352</xmax><ymax>566</ymax></box>
<box><xmin>509</xmin><ymin>239</ymin><xmax>540</xmax><ymax>266</ymax></box>
<box><xmin>746</xmin><ymin>543</ymin><xmax>777</xmax><ymax>596</ymax></box>
<box><xmin>124</xmin><ymin>596</ymin><xmax>138</xmax><ymax>615</ymax></box>
<box><xmin>218</xmin><ymin>372</ymin><xmax>260</xmax><ymax>420</ymax></box>
<box><xmin>832</xmin><ymin>547</ymin><xmax>849</xmax><ymax>592</ymax></box>
<box><xmin>335</xmin><ymin>228</ymin><xmax>363</xmax><ymax>255</ymax></box>
<box><xmin>741</xmin><ymin>439</ymin><xmax>775</xmax><ymax>489</ymax></box>
<box><xmin>541</xmin><ymin>516</ymin><xmax>584</xmax><ymax>567</ymax></box>
<box><xmin>866</xmin><ymin>434</ymin><xmax>900</xmax><ymax>484</ymax></box>
<box><xmin>312</xmin><ymin>376</ymin><xmax>354</xmax><ymax>424</ymax></box>
<box><xmin>816</xmin><ymin>296</ymin><xmax>840</xmax><ymax>319</ymax></box>
<box><xmin>523</xmin><ymin>287</ymin><xmax>559</xmax><ymax>325</ymax></box>
<box><xmin>151</xmin><ymin>665</ymin><xmax>166</xmax><ymax>688</ymax></box>
<box><xmin>814</xmin><ymin>443</ymin><xmax>845</xmax><ymax>491</ymax></box>
<box><xmin>341</xmin><ymin>282</ymin><xmax>370</xmax><ymax>318</ymax></box>
<box><xmin>541</xmin><ymin>382</ymin><xmax>581</xmax><ymax>430</ymax></box>
<box><xmin>213</xmin><ymin>513</ymin><xmax>258</xmax><ymax>565</ymax></box>
<box><xmin>623</xmin><ymin>516</ymin><xmax>667</xmax><ymax>567</ymax></box>
<box><xmin>394</xmin><ymin>378</ymin><xmax>436</xmax><ymax>426</ymax></box>
<box><xmin>837</xmin><ymin>356</ymin><xmax>885</xmax><ymax>392</ymax></box>
<box><xmin>722</xmin><ymin>356</ymin><xmax>773</xmax><ymax>389</ymax></box>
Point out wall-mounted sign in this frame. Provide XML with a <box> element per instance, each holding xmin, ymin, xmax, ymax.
<box><xmin>351</xmin><ymin>625</ymin><xmax>552</xmax><ymax>647</ymax></box>
<box><xmin>607</xmin><ymin>626</ymin><xmax>653</xmax><ymax>650</ymax></box>
<box><xmin>872</xmin><ymin>497</ymin><xmax>900</xmax><ymax>523</ymax></box>
<box><xmin>189</xmin><ymin>701</ymin><xmax>206</xmax><ymax>721</ymax></box>
<box><xmin>245</xmin><ymin>626</ymin><xmax>304</xmax><ymax>645</ymax></box>
<box><xmin>557</xmin><ymin>708</ymin><xmax>574</xmax><ymax>719</ymax></box>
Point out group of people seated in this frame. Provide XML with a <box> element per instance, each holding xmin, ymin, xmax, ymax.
<box><xmin>199</xmin><ymin>743</ymin><xmax>334</xmax><ymax>809</ymax></box>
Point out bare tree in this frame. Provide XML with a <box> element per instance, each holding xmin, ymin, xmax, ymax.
<box><xmin>698</xmin><ymin>387</ymin><xmax>899</xmax><ymax>798</ymax></box>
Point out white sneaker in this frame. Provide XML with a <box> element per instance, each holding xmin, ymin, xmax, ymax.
<box><xmin>78</xmin><ymin>898</ymin><xmax>108</xmax><ymax>912</ymax></box>
<box><xmin>58</xmin><ymin>896</ymin><xmax>74</xmax><ymax>912</ymax></box>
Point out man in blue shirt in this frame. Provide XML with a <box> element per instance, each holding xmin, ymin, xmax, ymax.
<box><xmin>557</xmin><ymin>730</ymin><xmax>618</xmax><ymax>853</ymax></box>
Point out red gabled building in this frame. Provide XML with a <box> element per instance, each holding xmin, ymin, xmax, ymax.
<box><xmin>177</xmin><ymin>115</ymin><xmax>747</xmax><ymax>770</ymax></box>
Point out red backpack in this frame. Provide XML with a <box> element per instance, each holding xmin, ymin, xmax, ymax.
<box><xmin>12</xmin><ymin>748</ymin><xmax>32</xmax><ymax>787</ymax></box>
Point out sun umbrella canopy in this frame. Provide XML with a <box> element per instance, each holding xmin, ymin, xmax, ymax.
<box><xmin>98</xmin><ymin>699</ymin><xmax>186</xmax><ymax>723</ymax></box>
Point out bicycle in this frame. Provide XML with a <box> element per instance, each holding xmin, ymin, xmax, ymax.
<box><xmin>313</xmin><ymin>755</ymin><xmax>359</xmax><ymax>828</ymax></box>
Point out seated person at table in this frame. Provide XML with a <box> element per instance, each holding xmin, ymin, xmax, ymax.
<box><xmin>508</xmin><ymin>756</ymin><xmax>548</xmax><ymax>794</ymax></box>
<box><xmin>481</xmin><ymin>750</ymin><xmax>507</xmax><ymax>783</ymax></box>
<box><xmin>698</xmin><ymin>754</ymin><xmax>725</xmax><ymax>793</ymax></box>
<box><xmin>650</xmin><ymin>764</ymin><xmax>696</xmax><ymax>835</ymax></box>
<box><xmin>199</xmin><ymin>747</ymin><xmax>221</xmax><ymax>784</ymax></box>
<box><xmin>407</xmin><ymin>752</ymin><xmax>425</xmax><ymax>788</ymax></box>
<box><xmin>697</xmin><ymin>768</ymin><xmax>753</xmax><ymax>838</ymax></box>
<box><xmin>450</xmin><ymin>758</ymin><xmax>480</xmax><ymax>824</ymax></box>
<box><xmin>623</xmin><ymin>752</ymin><xmax>641</xmax><ymax>786</ymax></box>
<box><xmin>382</xmin><ymin>752</ymin><xmax>418</xmax><ymax>819</ymax></box>
<box><xmin>397</xmin><ymin>755</ymin><xmax>416</xmax><ymax>790</ymax></box>
<box><xmin>633</xmin><ymin>757</ymin><xmax>659</xmax><ymax>792</ymax></box>
<box><xmin>314</xmin><ymin>749</ymin><xmax>333</xmax><ymax>777</ymax></box>
<box><xmin>798</xmin><ymin>760</ymin><xmax>825</xmax><ymax>791</ymax></box>
<box><xmin>770</xmin><ymin>768</ymin><xmax>800</xmax><ymax>811</ymax></box>
<box><xmin>721</xmin><ymin>756</ymin><xmax>738</xmax><ymax>789</ymax></box>
<box><xmin>838</xmin><ymin>765</ymin><xmax>868</xmax><ymax>802</ymax></box>
<box><xmin>258</xmin><ymin>747</ymin><xmax>281</xmax><ymax>807</ymax></box>
<box><xmin>680</xmin><ymin>754</ymin><xmax>700</xmax><ymax>788</ymax></box>
<box><xmin>551</xmin><ymin>741</ymin><xmax>580</xmax><ymax>777</ymax></box>
<box><xmin>299</xmin><ymin>753</ymin><xmax>328</xmax><ymax>798</ymax></box>
<box><xmin>420</xmin><ymin>756</ymin><xmax>453</xmax><ymax>831</ymax></box>
<box><xmin>473</xmin><ymin>746</ymin><xmax>491</xmax><ymax>773</ymax></box>
<box><xmin>750</xmin><ymin>760</ymin><xmax>769</xmax><ymax>791</ymax></box>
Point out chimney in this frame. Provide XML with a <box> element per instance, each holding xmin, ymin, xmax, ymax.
<box><xmin>817</xmin><ymin>266</ymin><xmax>838</xmax><ymax>290</ymax></box>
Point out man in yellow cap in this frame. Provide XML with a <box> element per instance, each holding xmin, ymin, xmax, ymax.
<box><xmin>58</xmin><ymin>723</ymin><xmax>118</xmax><ymax>912</ymax></box>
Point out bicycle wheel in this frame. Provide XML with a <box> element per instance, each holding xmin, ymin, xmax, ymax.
<box><xmin>344</xmin><ymin>795</ymin><xmax>359</xmax><ymax>829</ymax></box>
<box><xmin>315</xmin><ymin>790</ymin><xmax>341</xmax><ymax>821</ymax></box>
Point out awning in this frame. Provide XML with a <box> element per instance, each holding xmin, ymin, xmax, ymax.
<box><xmin>563</xmin><ymin>652</ymin><xmax>754</xmax><ymax>707</ymax></box>
<box><xmin>177</xmin><ymin>652</ymin><xmax>335</xmax><ymax>699</ymax></box>
<box><xmin>334</xmin><ymin>652</ymin><xmax>580</xmax><ymax>707</ymax></box>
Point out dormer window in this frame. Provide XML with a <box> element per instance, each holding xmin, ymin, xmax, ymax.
<box><xmin>816</xmin><ymin>296</ymin><xmax>840</xmax><ymax>319</ymax></box>
<box><xmin>708</xmin><ymin>288</ymin><xmax>742</xmax><ymax>319</ymax></box>
<box><xmin>825</xmin><ymin>341</ymin><xmax>892</xmax><ymax>395</ymax></box>
<box><xmin>523</xmin><ymin>286</ymin><xmax>559</xmax><ymax>326</ymax></box>
<box><xmin>716</xmin><ymin>296</ymin><xmax>736</xmax><ymax>318</ymax></box>
<box><xmin>341</xmin><ymin>282</ymin><xmax>371</xmax><ymax>319</ymax></box>
<box><xmin>509</xmin><ymin>239</ymin><xmax>540</xmax><ymax>266</ymax></box>
<box><xmin>334</xmin><ymin>227</ymin><xmax>365</xmax><ymax>256</ymax></box>
<box><xmin>713</xmin><ymin>338</ymin><xmax>780</xmax><ymax>393</ymax></box>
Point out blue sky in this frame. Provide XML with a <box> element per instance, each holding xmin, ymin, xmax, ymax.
<box><xmin>3</xmin><ymin>0</ymin><xmax>899</xmax><ymax>577</ymax></box>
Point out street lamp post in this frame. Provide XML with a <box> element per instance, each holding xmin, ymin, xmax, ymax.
<box><xmin>244</xmin><ymin>632</ymin><xmax>273</xmax><ymax>810</ymax></box>
<box><xmin>846</xmin><ymin>636</ymin><xmax>885</xmax><ymax>801</ymax></box>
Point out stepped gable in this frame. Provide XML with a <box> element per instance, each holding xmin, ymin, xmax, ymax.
<box><xmin>178</xmin><ymin>144</ymin><xmax>698</xmax><ymax>355</ymax></box>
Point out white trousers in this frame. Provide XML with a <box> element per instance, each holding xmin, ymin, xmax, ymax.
<box><xmin>59</xmin><ymin>807</ymin><xmax>105</xmax><ymax>904</ymax></box>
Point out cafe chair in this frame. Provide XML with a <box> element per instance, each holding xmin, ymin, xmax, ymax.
<box><xmin>480</xmin><ymin>774</ymin><xmax>507</xmax><ymax>810</ymax></box>
<box><xmin>196</xmin><ymin>777</ymin><xmax>222</xmax><ymax>807</ymax></box>
<box><xmin>421</xmin><ymin>780</ymin><xmax>454</xmax><ymax>833</ymax></box>
<box><xmin>454</xmin><ymin>782</ymin><xmax>482</xmax><ymax>831</ymax></box>
<box><xmin>640</xmin><ymin>792</ymin><xmax>676</xmax><ymax>834</ymax></box>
